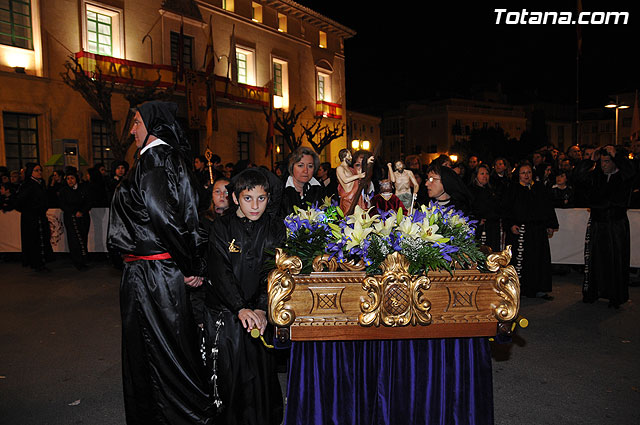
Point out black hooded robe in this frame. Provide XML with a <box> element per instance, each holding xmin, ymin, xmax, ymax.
<box><xmin>574</xmin><ymin>155</ymin><xmax>635</xmax><ymax>307</ymax></box>
<box><xmin>107</xmin><ymin>101</ymin><xmax>211</xmax><ymax>424</ymax></box>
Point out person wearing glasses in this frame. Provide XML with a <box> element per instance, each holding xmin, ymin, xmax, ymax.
<box><xmin>15</xmin><ymin>163</ymin><xmax>53</xmax><ymax>272</ymax></box>
<box><xmin>425</xmin><ymin>161</ymin><xmax>472</xmax><ymax>215</ymax></box>
<box><xmin>503</xmin><ymin>162</ymin><xmax>558</xmax><ymax>300</ymax></box>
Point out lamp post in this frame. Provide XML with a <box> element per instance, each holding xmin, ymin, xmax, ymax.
<box><xmin>605</xmin><ymin>96</ymin><xmax>630</xmax><ymax>145</ymax></box>
<box><xmin>351</xmin><ymin>139</ymin><xmax>371</xmax><ymax>151</ymax></box>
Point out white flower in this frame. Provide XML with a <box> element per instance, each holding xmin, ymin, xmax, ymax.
<box><xmin>417</xmin><ymin>222</ymin><xmax>449</xmax><ymax>243</ymax></box>
<box><xmin>345</xmin><ymin>205</ymin><xmax>379</xmax><ymax>228</ymax></box>
<box><xmin>343</xmin><ymin>221</ymin><xmax>374</xmax><ymax>251</ymax></box>
<box><xmin>373</xmin><ymin>214</ymin><xmax>396</xmax><ymax>237</ymax></box>
<box><xmin>397</xmin><ymin>216</ymin><xmax>420</xmax><ymax>238</ymax></box>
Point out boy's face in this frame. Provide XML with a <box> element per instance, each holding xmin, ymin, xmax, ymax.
<box><xmin>233</xmin><ymin>186</ymin><xmax>268</xmax><ymax>221</ymax></box>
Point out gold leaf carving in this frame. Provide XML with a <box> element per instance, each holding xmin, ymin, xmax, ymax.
<box><xmin>359</xmin><ymin>252</ymin><xmax>432</xmax><ymax>327</ymax></box>
<box><xmin>267</xmin><ymin>248</ymin><xmax>302</xmax><ymax>327</ymax></box>
<box><xmin>312</xmin><ymin>254</ymin><xmax>338</xmax><ymax>272</ymax></box>
<box><xmin>486</xmin><ymin>246</ymin><xmax>520</xmax><ymax>322</ymax></box>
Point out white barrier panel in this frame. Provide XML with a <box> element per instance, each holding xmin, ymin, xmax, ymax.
<box><xmin>1</xmin><ymin>208</ymin><xmax>639</xmax><ymax>266</ymax></box>
<box><xmin>0</xmin><ymin>208</ymin><xmax>109</xmax><ymax>253</ymax></box>
<box><xmin>549</xmin><ymin>208</ymin><xmax>640</xmax><ymax>267</ymax></box>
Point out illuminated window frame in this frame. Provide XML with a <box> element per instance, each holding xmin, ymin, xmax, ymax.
<box><xmin>272</xmin><ymin>57</ymin><xmax>289</xmax><ymax>109</ymax></box>
<box><xmin>82</xmin><ymin>2</ymin><xmax>123</xmax><ymax>58</ymax></box>
<box><xmin>251</xmin><ymin>2</ymin><xmax>262</xmax><ymax>23</ymax></box>
<box><xmin>277</xmin><ymin>13</ymin><xmax>287</xmax><ymax>32</ymax></box>
<box><xmin>236</xmin><ymin>46</ymin><xmax>255</xmax><ymax>85</ymax></box>
<box><xmin>86</xmin><ymin>9</ymin><xmax>112</xmax><ymax>56</ymax></box>
<box><xmin>222</xmin><ymin>0</ymin><xmax>234</xmax><ymax>12</ymax></box>
<box><xmin>0</xmin><ymin>0</ymin><xmax>33</xmax><ymax>50</ymax></box>
<box><xmin>319</xmin><ymin>30</ymin><xmax>327</xmax><ymax>48</ymax></box>
<box><xmin>317</xmin><ymin>70</ymin><xmax>331</xmax><ymax>102</ymax></box>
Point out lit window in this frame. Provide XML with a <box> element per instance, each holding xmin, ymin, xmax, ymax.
<box><xmin>237</xmin><ymin>51</ymin><xmax>247</xmax><ymax>83</ymax></box>
<box><xmin>0</xmin><ymin>0</ymin><xmax>33</xmax><ymax>49</ymax></box>
<box><xmin>319</xmin><ymin>31</ymin><xmax>327</xmax><ymax>48</ymax></box>
<box><xmin>236</xmin><ymin>46</ymin><xmax>255</xmax><ymax>85</ymax></box>
<box><xmin>3</xmin><ymin>112</ymin><xmax>38</xmax><ymax>171</ymax></box>
<box><xmin>222</xmin><ymin>0</ymin><xmax>234</xmax><ymax>12</ymax></box>
<box><xmin>251</xmin><ymin>2</ymin><xmax>262</xmax><ymax>23</ymax></box>
<box><xmin>87</xmin><ymin>10</ymin><xmax>112</xmax><ymax>56</ymax></box>
<box><xmin>278</xmin><ymin>13</ymin><xmax>287</xmax><ymax>32</ymax></box>
<box><xmin>317</xmin><ymin>71</ymin><xmax>331</xmax><ymax>102</ymax></box>
<box><xmin>83</xmin><ymin>3</ymin><xmax>122</xmax><ymax>58</ymax></box>
<box><xmin>272</xmin><ymin>58</ymin><xmax>289</xmax><ymax>109</ymax></box>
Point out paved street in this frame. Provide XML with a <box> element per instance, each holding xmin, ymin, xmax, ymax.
<box><xmin>1</xmin><ymin>256</ymin><xmax>639</xmax><ymax>425</ymax></box>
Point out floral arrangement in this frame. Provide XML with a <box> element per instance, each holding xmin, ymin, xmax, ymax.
<box><xmin>283</xmin><ymin>198</ymin><xmax>486</xmax><ymax>275</ymax></box>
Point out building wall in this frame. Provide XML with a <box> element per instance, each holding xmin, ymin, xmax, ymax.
<box><xmin>346</xmin><ymin>110</ymin><xmax>381</xmax><ymax>156</ymax></box>
<box><xmin>0</xmin><ymin>0</ymin><xmax>354</xmax><ymax>176</ymax></box>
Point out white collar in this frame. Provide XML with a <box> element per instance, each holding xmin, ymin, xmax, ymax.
<box><xmin>285</xmin><ymin>176</ymin><xmax>321</xmax><ymax>188</ymax></box>
<box><xmin>140</xmin><ymin>138</ymin><xmax>169</xmax><ymax>155</ymax></box>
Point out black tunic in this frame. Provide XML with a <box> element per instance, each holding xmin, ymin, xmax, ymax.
<box><xmin>204</xmin><ymin>212</ymin><xmax>285</xmax><ymax>425</ymax></box>
<box><xmin>469</xmin><ymin>183</ymin><xmax>503</xmax><ymax>253</ymax></box>
<box><xmin>574</xmin><ymin>156</ymin><xmax>636</xmax><ymax>306</ymax></box>
<box><xmin>58</xmin><ymin>183</ymin><xmax>91</xmax><ymax>268</ymax></box>
<box><xmin>280</xmin><ymin>177</ymin><xmax>326</xmax><ymax>217</ymax></box>
<box><xmin>15</xmin><ymin>177</ymin><xmax>52</xmax><ymax>270</ymax></box>
<box><xmin>503</xmin><ymin>182</ymin><xmax>559</xmax><ymax>297</ymax></box>
<box><xmin>108</xmin><ymin>141</ymin><xmax>211</xmax><ymax>424</ymax></box>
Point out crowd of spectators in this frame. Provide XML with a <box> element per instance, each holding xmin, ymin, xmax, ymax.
<box><xmin>1</xmin><ymin>139</ymin><xmax>638</xmax><ymax>304</ymax></box>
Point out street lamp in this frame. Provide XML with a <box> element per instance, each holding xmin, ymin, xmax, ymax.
<box><xmin>605</xmin><ymin>96</ymin><xmax>630</xmax><ymax>145</ymax></box>
<box><xmin>351</xmin><ymin>139</ymin><xmax>371</xmax><ymax>150</ymax></box>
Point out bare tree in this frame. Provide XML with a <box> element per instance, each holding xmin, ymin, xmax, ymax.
<box><xmin>301</xmin><ymin>116</ymin><xmax>345</xmax><ymax>155</ymax></box>
<box><xmin>264</xmin><ymin>105</ymin><xmax>306</xmax><ymax>153</ymax></box>
<box><xmin>61</xmin><ymin>55</ymin><xmax>172</xmax><ymax>161</ymax></box>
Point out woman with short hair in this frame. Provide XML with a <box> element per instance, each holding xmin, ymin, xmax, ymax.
<box><xmin>503</xmin><ymin>162</ymin><xmax>559</xmax><ymax>299</ymax></box>
<box><xmin>468</xmin><ymin>164</ymin><xmax>503</xmax><ymax>253</ymax></box>
<box><xmin>280</xmin><ymin>146</ymin><xmax>325</xmax><ymax>216</ymax></box>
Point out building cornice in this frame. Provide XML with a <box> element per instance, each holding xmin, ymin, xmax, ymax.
<box><xmin>265</xmin><ymin>0</ymin><xmax>356</xmax><ymax>39</ymax></box>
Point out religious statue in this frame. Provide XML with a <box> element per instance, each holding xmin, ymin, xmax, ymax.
<box><xmin>387</xmin><ymin>160</ymin><xmax>418</xmax><ymax>211</ymax></box>
<box><xmin>336</xmin><ymin>148</ymin><xmax>373</xmax><ymax>214</ymax></box>
<box><xmin>370</xmin><ymin>179</ymin><xmax>405</xmax><ymax>212</ymax></box>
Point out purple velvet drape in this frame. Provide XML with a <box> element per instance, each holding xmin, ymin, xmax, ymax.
<box><xmin>285</xmin><ymin>338</ymin><xmax>493</xmax><ymax>425</ymax></box>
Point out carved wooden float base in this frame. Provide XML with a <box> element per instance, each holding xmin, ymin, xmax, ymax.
<box><xmin>268</xmin><ymin>248</ymin><xmax>520</xmax><ymax>342</ymax></box>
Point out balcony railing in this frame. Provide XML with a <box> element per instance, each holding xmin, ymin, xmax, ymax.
<box><xmin>75</xmin><ymin>51</ymin><xmax>269</xmax><ymax>107</ymax></box>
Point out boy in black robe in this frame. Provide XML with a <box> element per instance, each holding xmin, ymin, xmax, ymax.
<box><xmin>203</xmin><ymin>168</ymin><xmax>284</xmax><ymax>425</ymax></box>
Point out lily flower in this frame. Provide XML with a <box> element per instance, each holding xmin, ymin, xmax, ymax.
<box><xmin>397</xmin><ymin>216</ymin><xmax>421</xmax><ymax>238</ymax></box>
<box><xmin>418</xmin><ymin>222</ymin><xmax>449</xmax><ymax>243</ymax></box>
<box><xmin>343</xmin><ymin>221</ymin><xmax>374</xmax><ymax>251</ymax></box>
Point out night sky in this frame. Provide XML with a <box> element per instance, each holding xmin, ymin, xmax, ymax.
<box><xmin>300</xmin><ymin>1</ymin><xmax>639</xmax><ymax>113</ymax></box>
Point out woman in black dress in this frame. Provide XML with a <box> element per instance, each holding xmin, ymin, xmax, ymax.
<box><xmin>15</xmin><ymin>163</ymin><xmax>53</xmax><ymax>272</ymax></box>
<box><xmin>280</xmin><ymin>146</ymin><xmax>325</xmax><ymax>216</ymax></box>
<box><xmin>468</xmin><ymin>164</ymin><xmax>503</xmax><ymax>253</ymax></box>
<box><xmin>58</xmin><ymin>168</ymin><xmax>91</xmax><ymax>270</ymax></box>
<box><xmin>503</xmin><ymin>163</ymin><xmax>559</xmax><ymax>299</ymax></box>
